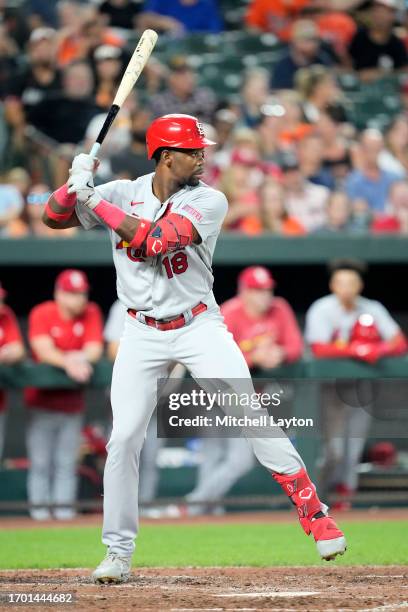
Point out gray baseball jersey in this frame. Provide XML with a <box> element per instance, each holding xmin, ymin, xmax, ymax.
<box><xmin>305</xmin><ymin>294</ymin><xmax>400</xmax><ymax>344</ymax></box>
<box><xmin>76</xmin><ymin>173</ymin><xmax>228</xmax><ymax>319</ymax></box>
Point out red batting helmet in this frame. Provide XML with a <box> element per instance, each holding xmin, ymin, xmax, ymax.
<box><xmin>146</xmin><ymin>114</ymin><xmax>216</xmax><ymax>159</ymax></box>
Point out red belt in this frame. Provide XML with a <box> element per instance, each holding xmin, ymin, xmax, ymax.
<box><xmin>127</xmin><ymin>302</ymin><xmax>207</xmax><ymax>331</ymax></box>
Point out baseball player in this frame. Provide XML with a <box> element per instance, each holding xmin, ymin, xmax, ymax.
<box><xmin>0</xmin><ymin>282</ymin><xmax>25</xmax><ymax>461</ymax></box>
<box><xmin>43</xmin><ymin>114</ymin><xmax>346</xmax><ymax>583</ymax></box>
<box><xmin>25</xmin><ymin>270</ymin><xmax>104</xmax><ymax>520</ymax></box>
<box><xmin>305</xmin><ymin>258</ymin><xmax>407</xmax><ymax>505</ymax></box>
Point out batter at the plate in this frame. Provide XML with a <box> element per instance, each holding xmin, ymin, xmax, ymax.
<box><xmin>43</xmin><ymin>114</ymin><xmax>346</xmax><ymax>584</ymax></box>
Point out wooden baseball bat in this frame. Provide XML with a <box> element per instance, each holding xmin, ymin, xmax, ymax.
<box><xmin>89</xmin><ymin>29</ymin><xmax>158</xmax><ymax>158</ymax></box>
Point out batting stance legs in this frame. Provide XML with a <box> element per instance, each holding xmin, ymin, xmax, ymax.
<box><xmin>100</xmin><ymin>307</ymin><xmax>346</xmax><ymax>571</ymax></box>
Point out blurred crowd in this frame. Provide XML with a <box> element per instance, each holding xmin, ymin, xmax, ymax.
<box><xmin>0</xmin><ymin>0</ymin><xmax>408</xmax><ymax>237</ymax></box>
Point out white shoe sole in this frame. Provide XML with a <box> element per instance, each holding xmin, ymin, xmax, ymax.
<box><xmin>92</xmin><ymin>572</ymin><xmax>129</xmax><ymax>585</ymax></box>
<box><xmin>317</xmin><ymin>536</ymin><xmax>347</xmax><ymax>561</ymax></box>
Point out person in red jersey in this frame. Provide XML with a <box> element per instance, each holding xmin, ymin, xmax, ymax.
<box><xmin>25</xmin><ymin>269</ymin><xmax>103</xmax><ymax>520</ymax></box>
<box><xmin>185</xmin><ymin>266</ymin><xmax>304</xmax><ymax>514</ymax></box>
<box><xmin>221</xmin><ymin>266</ymin><xmax>304</xmax><ymax>370</ymax></box>
<box><xmin>0</xmin><ymin>282</ymin><xmax>25</xmax><ymax>461</ymax></box>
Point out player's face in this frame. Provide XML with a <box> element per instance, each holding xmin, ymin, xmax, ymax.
<box><xmin>242</xmin><ymin>288</ymin><xmax>273</xmax><ymax>315</ymax></box>
<box><xmin>169</xmin><ymin>149</ymin><xmax>205</xmax><ymax>187</ymax></box>
<box><xmin>55</xmin><ymin>289</ymin><xmax>88</xmax><ymax>317</ymax></box>
<box><xmin>330</xmin><ymin>270</ymin><xmax>363</xmax><ymax>305</ymax></box>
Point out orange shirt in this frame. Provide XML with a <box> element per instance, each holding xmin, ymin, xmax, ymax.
<box><xmin>246</xmin><ymin>0</ymin><xmax>308</xmax><ymax>40</ymax></box>
<box><xmin>0</xmin><ymin>305</ymin><xmax>23</xmax><ymax>412</ymax></box>
<box><xmin>25</xmin><ymin>301</ymin><xmax>103</xmax><ymax>413</ymax></box>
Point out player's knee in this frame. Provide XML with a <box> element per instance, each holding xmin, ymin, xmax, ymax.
<box><xmin>108</xmin><ymin>428</ymin><xmax>144</xmax><ymax>452</ymax></box>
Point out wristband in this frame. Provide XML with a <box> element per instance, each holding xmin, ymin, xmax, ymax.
<box><xmin>93</xmin><ymin>199</ymin><xmax>127</xmax><ymax>231</ymax></box>
<box><xmin>129</xmin><ymin>219</ymin><xmax>151</xmax><ymax>248</ymax></box>
<box><xmin>45</xmin><ymin>202</ymin><xmax>72</xmax><ymax>222</ymax></box>
<box><xmin>53</xmin><ymin>183</ymin><xmax>77</xmax><ymax>209</ymax></box>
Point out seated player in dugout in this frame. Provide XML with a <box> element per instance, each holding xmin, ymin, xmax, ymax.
<box><xmin>43</xmin><ymin>114</ymin><xmax>346</xmax><ymax>584</ymax></box>
<box><xmin>305</xmin><ymin>258</ymin><xmax>407</xmax><ymax>506</ymax></box>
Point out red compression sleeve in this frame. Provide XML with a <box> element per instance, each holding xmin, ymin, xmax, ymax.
<box><xmin>53</xmin><ymin>184</ymin><xmax>77</xmax><ymax>209</ymax></box>
<box><xmin>311</xmin><ymin>342</ymin><xmax>353</xmax><ymax>359</ymax></box>
<box><xmin>378</xmin><ymin>334</ymin><xmax>408</xmax><ymax>358</ymax></box>
<box><xmin>92</xmin><ymin>199</ymin><xmax>127</xmax><ymax>231</ymax></box>
<box><xmin>45</xmin><ymin>184</ymin><xmax>77</xmax><ymax>222</ymax></box>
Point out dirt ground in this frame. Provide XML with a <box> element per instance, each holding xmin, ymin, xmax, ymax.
<box><xmin>0</xmin><ymin>566</ymin><xmax>407</xmax><ymax>612</ymax></box>
<box><xmin>0</xmin><ymin>510</ymin><xmax>407</xmax><ymax>611</ymax></box>
<box><xmin>1</xmin><ymin>507</ymin><xmax>408</xmax><ymax>529</ymax></box>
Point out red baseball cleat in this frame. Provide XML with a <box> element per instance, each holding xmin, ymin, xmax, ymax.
<box><xmin>311</xmin><ymin>515</ymin><xmax>347</xmax><ymax>561</ymax></box>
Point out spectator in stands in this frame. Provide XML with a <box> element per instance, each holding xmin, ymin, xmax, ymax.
<box><xmin>295</xmin><ymin>64</ymin><xmax>341</xmax><ymax>123</ymax></box>
<box><xmin>0</xmin><ymin>23</ymin><xmax>19</xmax><ymax>99</ymax></box>
<box><xmin>317</xmin><ymin>103</ymin><xmax>353</xmax><ymax>189</ymax></box>
<box><xmin>110</xmin><ymin>107</ymin><xmax>154</xmax><ymax>179</ymax></box>
<box><xmin>240</xmin><ymin>68</ymin><xmax>270</xmax><ymax>128</ymax></box>
<box><xmin>371</xmin><ymin>180</ymin><xmax>408</xmax><ymax>233</ymax></box>
<box><xmin>80</xmin><ymin>11</ymin><xmax>125</xmax><ymax>58</ymax></box>
<box><xmin>57</xmin><ymin>3</ymin><xmax>124</xmax><ymax>67</ymax></box>
<box><xmin>25</xmin><ymin>269</ymin><xmax>104</xmax><ymax>520</ymax></box>
<box><xmin>220</xmin><ymin>148</ymin><xmax>263</xmax><ymax>235</ymax></box>
<box><xmin>380</xmin><ymin>115</ymin><xmax>408</xmax><ymax>177</ymax></box>
<box><xmin>93</xmin><ymin>45</ymin><xmax>124</xmax><ymax>111</ymax></box>
<box><xmin>245</xmin><ymin>0</ymin><xmax>309</xmax><ymax>41</ymax></box>
<box><xmin>0</xmin><ymin>282</ymin><xmax>25</xmax><ymax>461</ymax></box>
<box><xmin>186</xmin><ymin>266</ymin><xmax>303</xmax><ymax>515</ymax></box>
<box><xmin>273</xmin><ymin>90</ymin><xmax>315</xmax><ymax>148</ymax></box>
<box><xmin>98</xmin><ymin>0</ymin><xmax>144</xmax><ymax>31</ymax></box>
<box><xmin>0</xmin><ymin>175</ymin><xmax>24</xmax><ymax>236</ymax></box>
<box><xmin>256</xmin><ymin>101</ymin><xmax>288</xmax><ymax>163</ymax></box>
<box><xmin>298</xmin><ymin>133</ymin><xmax>335</xmax><ymax>189</ymax></box>
<box><xmin>346</xmin><ymin>129</ymin><xmax>400</xmax><ymax>213</ymax></box>
<box><xmin>280</xmin><ymin>151</ymin><xmax>329</xmax><ymax>231</ymax></box>
<box><xmin>305</xmin><ymin>258</ymin><xmax>407</xmax><ymax>505</ymax></box>
<box><xmin>30</xmin><ymin>60</ymin><xmax>99</xmax><ymax>144</ymax></box>
<box><xmin>28</xmin><ymin>0</ymin><xmax>59</xmax><ymax>28</ymax></box>
<box><xmin>139</xmin><ymin>0</ymin><xmax>223</xmax><ymax>34</ymax></box>
<box><xmin>245</xmin><ymin>0</ymin><xmax>359</xmax><ymax>45</ymax></box>
<box><xmin>271</xmin><ymin>19</ymin><xmax>334</xmax><ymax>90</ymax></box>
<box><xmin>313</xmin><ymin>191</ymin><xmax>360</xmax><ymax>233</ymax></box>
<box><xmin>150</xmin><ymin>56</ymin><xmax>216</xmax><ymax>123</ymax></box>
<box><xmin>260</xmin><ymin>179</ymin><xmax>306</xmax><ymax>235</ymax></box>
<box><xmin>7</xmin><ymin>28</ymin><xmax>62</xmax><ymax>131</ymax></box>
<box><xmin>348</xmin><ymin>0</ymin><xmax>408</xmax><ymax>82</ymax></box>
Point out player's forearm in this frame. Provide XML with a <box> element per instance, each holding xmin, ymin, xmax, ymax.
<box><xmin>379</xmin><ymin>333</ymin><xmax>408</xmax><ymax>358</ymax></box>
<box><xmin>0</xmin><ymin>342</ymin><xmax>25</xmax><ymax>364</ymax></box>
<box><xmin>83</xmin><ymin>342</ymin><xmax>103</xmax><ymax>364</ymax></box>
<box><xmin>86</xmin><ymin>197</ymin><xmax>196</xmax><ymax>255</ymax></box>
<box><xmin>32</xmin><ymin>345</ymin><xmax>67</xmax><ymax>369</ymax></box>
<box><xmin>311</xmin><ymin>342</ymin><xmax>352</xmax><ymax>359</ymax></box>
<box><xmin>43</xmin><ymin>185</ymin><xmax>80</xmax><ymax>229</ymax></box>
